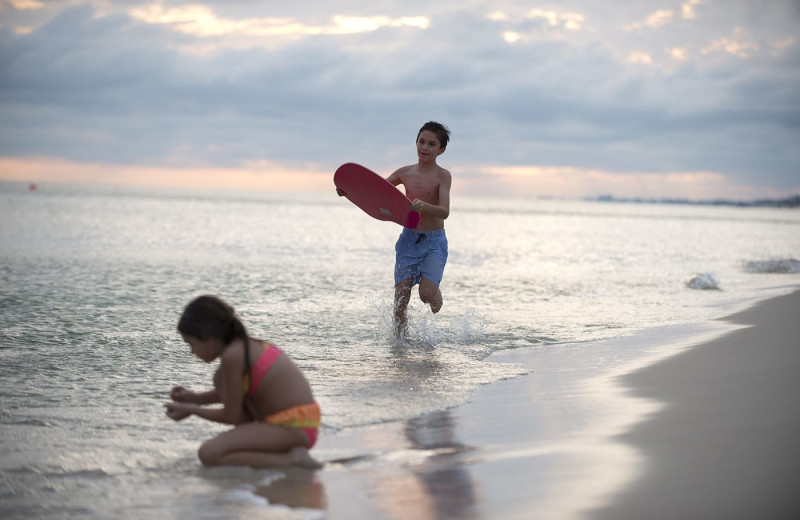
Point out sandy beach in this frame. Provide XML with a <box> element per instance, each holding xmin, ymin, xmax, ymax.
<box><xmin>258</xmin><ymin>290</ymin><xmax>800</xmax><ymax>519</ymax></box>
<box><xmin>592</xmin><ymin>289</ymin><xmax>800</xmax><ymax>520</ymax></box>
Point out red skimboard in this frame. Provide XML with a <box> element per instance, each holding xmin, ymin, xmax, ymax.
<box><xmin>334</xmin><ymin>163</ymin><xmax>420</xmax><ymax>229</ymax></box>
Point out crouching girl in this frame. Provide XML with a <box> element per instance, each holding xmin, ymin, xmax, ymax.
<box><xmin>165</xmin><ymin>295</ymin><xmax>321</xmax><ymax>468</ymax></box>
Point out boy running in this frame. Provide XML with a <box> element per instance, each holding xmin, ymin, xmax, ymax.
<box><xmin>386</xmin><ymin>121</ymin><xmax>452</xmax><ymax>336</ymax></box>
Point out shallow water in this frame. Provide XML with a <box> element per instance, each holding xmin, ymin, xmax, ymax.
<box><xmin>1</xmin><ymin>182</ymin><xmax>799</xmax><ymax>518</ymax></box>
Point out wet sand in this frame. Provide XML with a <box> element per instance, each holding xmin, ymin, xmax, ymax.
<box><xmin>259</xmin><ymin>290</ymin><xmax>800</xmax><ymax>519</ymax></box>
<box><xmin>591</xmin><ymin>289</ymin><xmax>800</xmax><ymax>520</ymax></box>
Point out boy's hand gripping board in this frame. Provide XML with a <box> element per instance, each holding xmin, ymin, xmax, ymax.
<box><xmin>334</xmin><ymin>163</ymin><xmax>420</xmax><ymax>229</ymax></box>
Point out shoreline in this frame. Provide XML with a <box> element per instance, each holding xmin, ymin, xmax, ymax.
<box><xmin>258</xmin><ymin>289</ymin><xmax>800</xmax><ymax>519</ymax></box>
<box><xmin>590</xmin><ymin>288</ymin><xmax>800</xmax><ymax>519</ymax></box>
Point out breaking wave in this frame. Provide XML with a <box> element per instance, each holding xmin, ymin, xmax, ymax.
<box><xmin>743</xmin><ymin>258</ymin><xmax>800</xmax><ymax>274</ymax></box>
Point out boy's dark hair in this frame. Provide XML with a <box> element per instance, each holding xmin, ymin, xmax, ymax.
<box><xmin>417</xmin><ymin>121</ymin><xmax>451</xmax><ymax>150</ymax></box>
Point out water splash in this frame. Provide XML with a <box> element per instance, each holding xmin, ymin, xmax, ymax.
<box><xmin>414</xmin><ymin>309</ymin><xmax>488</xmax><ymax>345</ymax></box>
<box><xmin>685</xmin><ymin>272</ymin><xmax>721</xmax><ymax>290</ymax></box>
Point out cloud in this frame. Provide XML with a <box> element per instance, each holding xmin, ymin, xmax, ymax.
<box><xmin>769</xmin><ymin>36</ymin><xmax>795</xmax><ymax>55</ymax></box>
<box><xmin>3</xmin><ymin>0</ymin><xmax>45</xmax><ymax>9</ymax></box>
<box><xmin>527</xmin><ymin>8</ymin><xmax>585</xmax><ymax>31</ymax></box>
<box><xmin>666</xmin><ymin>46</ymin><xmax>688</xmax><ymax>60</ymax></box>
<box><xmin>0</xmin><ymin>1</ymin><xmax>798</xmax><ymax>199</ymax></box>
<box><xmin>127</xmin><ymin>2</ymin><xmax>430</xmax><ymax>38</ymax></box>
<box><xmin>702</xmin><ymin>33</ymin><xmax>759</xmax><ymax>58</ymax></box>
<box><xmin>628</xmin><ymin>51</ymin><xmax>653</xmax><ymax>64</ymax></box>
<box><xmin>487</xmin><ymin>6</ymin><xmax>586</xmax><ymax>44</ymax></box>
<box><xmin>681</xmin><ymin>0</ymin><xmax>702</xmax><ymax>20</ymax></box>
<box><xmin>624</xmin><ymin>9</ymin><xmax>675</xmax><ymax>31</ymax></box>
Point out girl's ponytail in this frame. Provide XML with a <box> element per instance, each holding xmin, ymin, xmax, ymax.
<box><xmin>178</xmin><ymin>295</ymin><xmax>248</xmax><ymax>348</ymax></box>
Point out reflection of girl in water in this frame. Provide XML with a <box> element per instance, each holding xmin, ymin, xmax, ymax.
<box><xmin>165</xmin><ymin>295</ymin><xmax>321</xmax><ymax>468</ymax></box>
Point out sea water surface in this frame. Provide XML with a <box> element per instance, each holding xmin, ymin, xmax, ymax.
<box><xmin>1</xmin><ymin>182</ymin><xmax>799</xmax><ymax>519</ymax></box>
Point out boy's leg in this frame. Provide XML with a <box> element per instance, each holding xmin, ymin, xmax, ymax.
<box><xmin>394</xmin><ymin>278</ymin><xmax>414</xmax><ymax>334</ymax></box>
<box><xmin>418</xmin><ymin>277</ymin><xmax>443</xmax><ymax>313</ymax></box>
<box><xmin>417</xmin><ymin>230</ymin><xmax>447</xmax><ymax>314</ymax></box>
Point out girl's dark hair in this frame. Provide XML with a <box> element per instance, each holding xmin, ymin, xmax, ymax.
<box><xmin>177</xmin><ymin>295</ymin><xmax>247</xmax><ymax>346</ymax></box>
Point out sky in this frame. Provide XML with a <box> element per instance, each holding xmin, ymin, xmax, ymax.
<box><xmin>1</xmin><ymin>0</ymin><xmax>798</xmax><ymax>199</ymax></box>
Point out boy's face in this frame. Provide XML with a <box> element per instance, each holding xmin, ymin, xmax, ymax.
<box><xmin>416</xmin><ymin>130</ymin><xmax>445</xmax><ymax>162</ymax></box>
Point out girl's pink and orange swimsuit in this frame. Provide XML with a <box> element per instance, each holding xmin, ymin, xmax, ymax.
<box><xmin>243</xmin><ymin>344</ymin><xmax>320</xmax><ymax>448</ymax></box>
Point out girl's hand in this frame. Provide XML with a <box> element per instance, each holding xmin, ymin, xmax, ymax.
<box><xmin>164</xmin><ymin>402</ymin><xmax>192</xmax><ymax>421</ymax></box>
<box><xmin>170</xmin><ymin>385</ymin><xmax>195</xmax><ymax>403</ymax></box>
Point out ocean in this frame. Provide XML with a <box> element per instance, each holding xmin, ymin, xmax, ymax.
<box><xmin>1</xmin><ymin>181</ymin><xmax>799</xmax><ymax>519</ymax></box>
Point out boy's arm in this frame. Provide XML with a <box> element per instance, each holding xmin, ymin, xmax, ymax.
<box><xmin>386</xmin><ymin>167</ymin><xmax>404</xmax><ymax>187</ymax></box>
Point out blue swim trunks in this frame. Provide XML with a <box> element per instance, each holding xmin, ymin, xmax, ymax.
<box><xmin>394</xmin><ymin>228</ymin><xmax>448</xmax><ymax>286</ymax></box>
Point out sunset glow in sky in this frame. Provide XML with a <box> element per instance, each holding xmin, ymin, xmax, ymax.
<box><xmin>1</xmin><ymin>0</ymin><xmax>798</xmax><ymax>199</ymax></box>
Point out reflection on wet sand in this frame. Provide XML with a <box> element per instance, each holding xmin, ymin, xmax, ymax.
<box><xmin>258</xmin><ymin>467</ymin><xmax>327</xmax><ymax>509</ymax></box>
<box><xmin>261</xmin><ymin>346</ymin><xmax>482</xmax><ymax>518</ymax></box>
<box><xmin>345</xmin><ymin>409</ymin><xmax>481</xmax><ymax>520</ymax></box>
<box><xmin>261</xmin><ymin>406</ymin><xmax>483</xmax><ymax>518</ymax></box>
<box><xmin>396</xmin><ymin>410</ymin><xmax>480</xmax><ymax>520</ymax></box>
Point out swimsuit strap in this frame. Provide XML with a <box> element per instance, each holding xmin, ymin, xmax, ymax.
<box><xmin>247</xmin><ymin>344</ymin><xmax>282</xmax><ymax>396</ymax></box>
<box><xmin>242</xmin><ymin>336</ymin><xmax>252</xmax><ymax>394</ymax></box>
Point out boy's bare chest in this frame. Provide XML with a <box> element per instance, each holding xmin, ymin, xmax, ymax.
<box><xmin>402</xmin><ymin>173</ymin><xmax>439</xmax><ymax>200</ymax></box>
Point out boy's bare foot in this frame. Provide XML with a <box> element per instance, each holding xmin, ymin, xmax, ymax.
<box><xmin>290</xmin><ymin>446</ymin><xmax>322</xmax><ymax>469</ymax></box>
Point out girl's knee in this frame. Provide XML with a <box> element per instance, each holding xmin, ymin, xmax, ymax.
<box><xmin>198</xmin><ymin>441</ymin><xmax>222</xmax><ymax>466</ymax></box>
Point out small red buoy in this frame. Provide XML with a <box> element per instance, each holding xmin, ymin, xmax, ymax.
<box><xmin>29</xmin><ymin>183</ymin><xmax>37</xmax><ymax>191</ymax></box>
